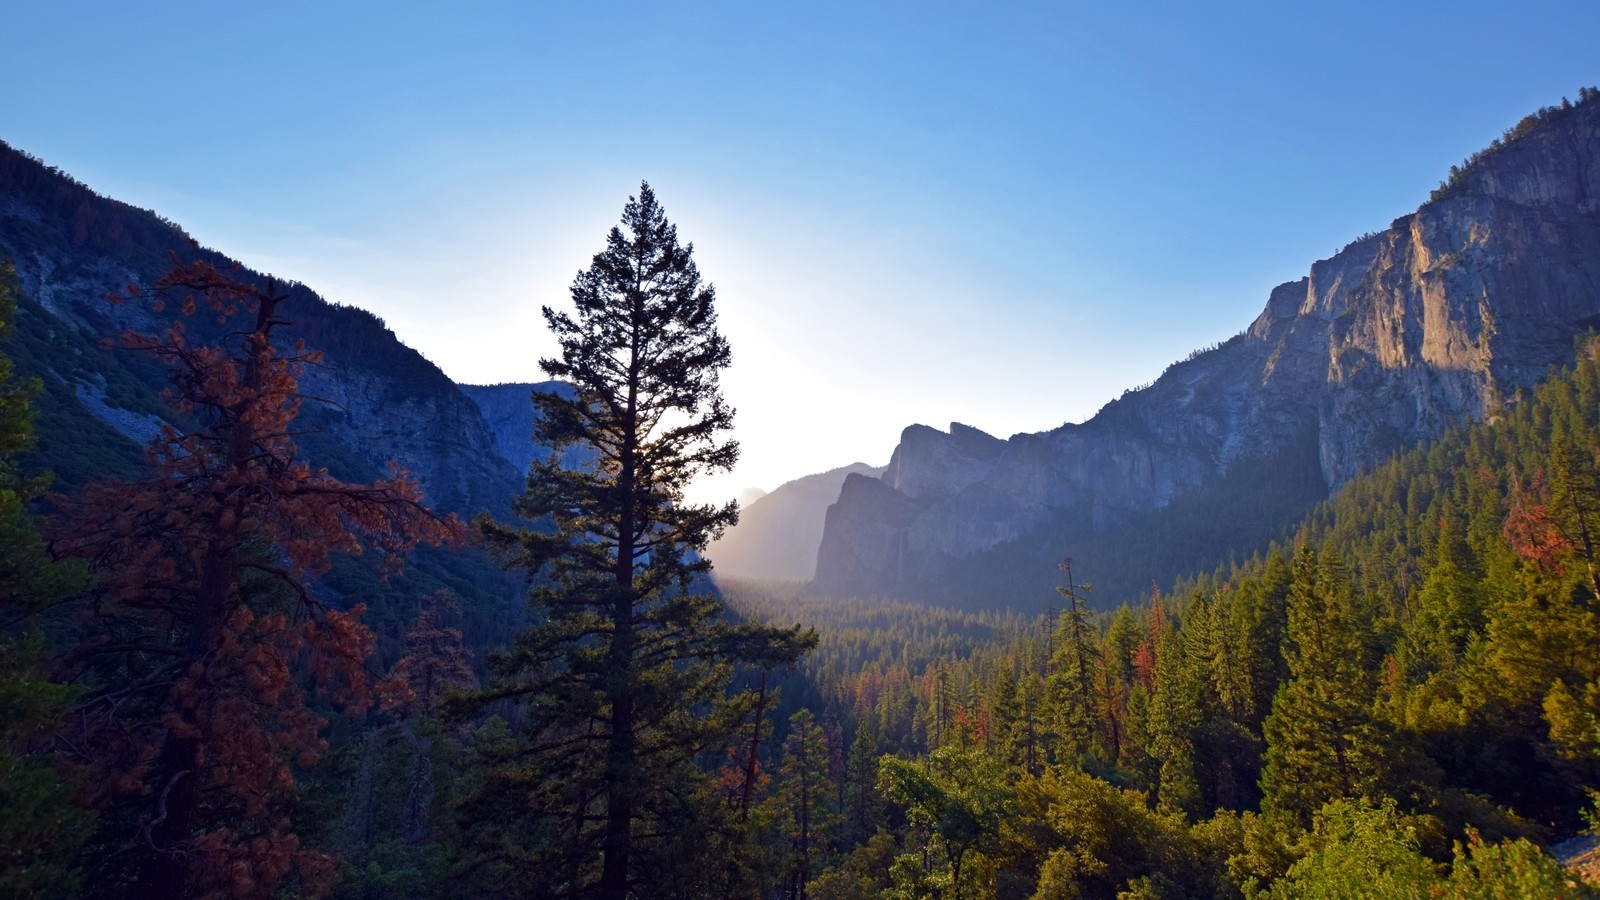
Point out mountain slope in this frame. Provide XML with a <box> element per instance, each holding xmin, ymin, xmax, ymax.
<box><xmin>708</xmin><ymin>461</ymin><xmax>885</xmax><ymax>579</ymax></box>
<box><xmin>459</xmin><ymin>381</ymin><xmax>591</xmax><ymax>480</ymax></box>
<box><xmin>813</xmin><ymin>91</ymin><xmax>1600</xmax><ymax>609</ymax></box>
<box><xmin>0</xmin><ymin>138</ymin><xmax>551</xmax><ymax>661</ymax></box>
<box><xmin>0</xmin><ymin>138</ymin><xmax>524</xmax><ymax>516</ymax></box>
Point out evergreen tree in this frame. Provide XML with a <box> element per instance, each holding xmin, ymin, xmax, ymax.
<box><xmin>986</xmin><ymin>667</ymin><xmax>1023</xmax><ymax>769</ymax></box>
<box><xmin>51</xmin><ymin>258</ymin><xmax>462</xmax><ymax>899</ymax></box>
<box><xmin>1260</xmin><ymin>548</ymin><xmax>1390</xmax><ymax>826</ymax></box>
<box><xmin>1148</xmin><ymin>622</ymin><xmax>1201</xmax><ymax>816</ymax></box>
<box><xmin>1551</xmin><ymin>428</ymin><xmax>1600</xmax><ymax>602</ymax></box>
<box><xmin>767</xmin><ymin>709</ymin><xmax>838</xmax><ymax>898</ymax></box>
<box><xmin>463</xmin><ymin>184</ymin><xmax>813</xmax><ymax>898</ymax></box>
<box><xmin>0</xmin><ymin>263</ymin><xmax>94</xmax><ymax>898</ymax></box>
<box><xmin>1048</xmin><ymin>559</ymin><xmax>1100</xmax><ymax>764</ymax></box>
<box><xmin>845</xmin><ymin>716</ymin><xmax>885</xmax><ymax>845</ymax></box>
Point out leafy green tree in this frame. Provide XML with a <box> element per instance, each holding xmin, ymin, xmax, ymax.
<box><xmin>880</xmin><ymin>747</ymin><xmax>1011</xmax><ymax>900</ymax></box>
<box><xmin>1439</xmin><ymin>833</ymin><xmax>1598</xmax><ymax>898</ymax></box>
<box><xmin>1268</xmin><ymin>798</ymin><xmax>1597</xmax><ymax>899</ymax></box>
<box><xmin>462</xmin><ymin>184</ymin><xmax>813</xmax><ymax>897</ymax></box>
<box><xmin>1265</xmin><ymin>799</ymin><xmax>1440</xmax><ymax>899</ymax></box>
<box><xmin>999</xmin><ymin>767</ymin><xmax>1221</xmax><ymax>899</ymax></box>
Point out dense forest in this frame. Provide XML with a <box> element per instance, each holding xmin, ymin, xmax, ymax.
<box><xmin>692</xmin><ymin>342</ymin><xmax>1600</xmax><ymax>898</ymax></box>
<box><xmin>4</xmin><ymin>140</ymin><xmax>1600</xmax><ymax>899</ymax></box>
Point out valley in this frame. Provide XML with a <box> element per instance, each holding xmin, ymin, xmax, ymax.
<box><xmin>2</xmin><ymin>86</ymin><xmax>1600</xmax><ymax>899</ymax></box>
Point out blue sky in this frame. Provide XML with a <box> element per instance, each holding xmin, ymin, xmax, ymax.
<box><xmin>4</xmin><ymin>1</ymin><xmax>1597</xmax><ymax>503</ymax></box>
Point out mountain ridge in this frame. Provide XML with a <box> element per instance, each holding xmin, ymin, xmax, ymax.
<box><xmin>813</xmin><ymin>90</ymin><xmax>1600</xmax><ymax>608</ymax></box>
<box><xmin>0</xmin><ymin>136</ymin><xmax>530</xmax><ymax>518</ymax></box>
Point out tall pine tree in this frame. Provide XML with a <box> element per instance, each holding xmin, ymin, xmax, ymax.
<box><xmin>464</xmin><ymin>184</ymin><xmax>813</xmax><ymax>898</ymax></box>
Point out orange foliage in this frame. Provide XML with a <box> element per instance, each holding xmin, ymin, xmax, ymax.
<box><xmin>52</xmin><ymin>255</ymin><xmax>464</xmax><ymax>898</ymax></box>
<box><xmin>1504</xmin><ymin>471</ymin><xmax>1571</xmax><ymax>573</ymax></box>
<box><xmin>391</xmin><ymin>591</ymin><xmax>478</xmax><ymax>714</ymax></box>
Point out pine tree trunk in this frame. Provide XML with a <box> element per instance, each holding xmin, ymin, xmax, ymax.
<box><xmin>136</xmin><ymin>529</ymin><xmax>237</xmax><ymax>895</ymax></box>
<box><xmin>601</xmin><ymin>385</ymin><xmax>639</xmax><ymax>900</ymax></box>
<box><xmin>600</xmin><ymin>589</ymin><xmax>636</xmax><ymax>899</ymax></box>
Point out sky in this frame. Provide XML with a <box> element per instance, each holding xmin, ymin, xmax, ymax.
<box><xmin>3</xmin><ymin>1</ymin><xmax>1597</xmax><ymax>505</ymax></box>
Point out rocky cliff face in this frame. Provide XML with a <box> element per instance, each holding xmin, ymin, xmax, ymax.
<box><xmin>459</xmin><ymin>381</ymin><xmax>584</xmax><ymax>480</ymax></box>
<box><xmin>0</xmin><ymin>139</ymin><xmax>522</xmax><ymax>518</ymax></box>
<box><xmin>814</xmin><ymin>94</ymin><xmax>1600</xmax><ymax>606</ymax></box>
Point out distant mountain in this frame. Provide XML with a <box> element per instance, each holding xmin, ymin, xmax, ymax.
<box><xmin>709</xmin><ymin>462</ymin><xmax>885</xmax><ymax>580</ymax></box>
<box><xmin>813</xmin><ymin>90</ymin><xmax>1600</xmax><ymax>609</ymax></box>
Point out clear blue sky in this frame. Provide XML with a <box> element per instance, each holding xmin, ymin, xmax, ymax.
<box><xmin>4</xmin><ymin>1</ymin><xmax>1597</xmax><ymax>503</ymax></box>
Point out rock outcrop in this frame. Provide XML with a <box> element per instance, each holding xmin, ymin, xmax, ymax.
<box><xmin>459</xmin><ymin>381</ymin><xmax>585</xmax><ymax>479</ymax></box>
<box><xmin>814</xmin><ymin>93</ymin><xmax>1600</xmax><ymax>606</ymax></box>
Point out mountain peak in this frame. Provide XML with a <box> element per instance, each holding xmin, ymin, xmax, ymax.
<box><xmin>813</xmin><ymin>91</ymin><xmax>1600</xmax><ymax>608</ymax></box>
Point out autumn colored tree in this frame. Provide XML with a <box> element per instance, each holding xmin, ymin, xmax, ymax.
<box><xmin>463</xmin><ymin>184</ymin><xmax>813</xmax><ymax>898</ymax></box>
<box><xmin>50</xmin><ymin>257</ymin><xmax>462</xmax><ymax>899</ymax></box>
<box><xmin>392</xmin><ymin>590</ymin><xmax>478</xmax><ymax>715</ymax></box>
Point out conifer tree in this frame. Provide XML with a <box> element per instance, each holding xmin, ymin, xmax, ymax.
<box><xmin>0</xmin><ymin>263</ymin><xmax>94</xmax><ymax>898</ymax></box>
<box><xmin>1148</xmin><ymin>622</ymin><xmax>1200</xmax><ymax>816</ymax></box>
<box><xmin>1550</xmin><ymin>428</ymin><xmax>1600</xmax><ymax>602</ymax></box>
<box><xmin>1260</xmin><ymin>548</ymin><xmax>1389</xmax><ymax>826</ymax></box>
<box><xmin>768</xmin><ymin>709</ymin><xmax>838</xmax><ymax>899</ymax></box>
<box><xmin>846</xmin><ymin>715</ymin><xmax>885</xmax><ymax>844</ymax></box>
<box><xmin>1049</xmin><ymin>559</ymin><xmax>1100</xmax><ymax>763</ymax></box>
<box><xmin>464</xmin><ymin>183</ymin><xmax>813</xmax><ymax>898</ymax></box>
<box><xmin>392</xmin><ymin>591</ymin><xmax>478</xmax><ymax>715</ymax></box>
<box><xmin>986</xmin><ymin>667</ymin><xmax>1023</xmax><ymax>768</ymax></box>
<box><xmin>51</xmin><ymin>257</ymin><xmax>463</xmax><ymax>898</ymax></box>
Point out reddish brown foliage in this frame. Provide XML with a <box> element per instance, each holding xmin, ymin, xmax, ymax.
<box><xmin>51</xmin><ymin>256</ymin><xmax>463</xmax><ymax>898</ymax></box>
<box><xmin>391</xmin><ymin>591</ymin><xmax>478</xmax><ymax>714</ymax></box>
<box><xmin>1504</xmin><ymin>472</ymin><xmax>1571</xmax><ymax>574</ymax></box>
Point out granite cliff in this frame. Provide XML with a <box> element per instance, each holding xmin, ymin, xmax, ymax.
<box><xmin>459</xmin><ymin>381</ymin><xmax>588</xmax><ymax>480</ymax></box>
<box><xmin>814</xmin><ymin>92</ymin><xmax>1600</xmax><ymax>607</ymax></box>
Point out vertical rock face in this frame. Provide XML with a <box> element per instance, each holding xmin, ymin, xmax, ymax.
<box><xmin>814</xmin><ymin>95</ymin><xmax>1600</xmax><ymax>605</ymax></box>
<box><xmin>0</xmin><ymin>138</ymin><xmax>522</xmax><ymax>518</ymax></box>
<box><xmin>459</xmin><ymin>381</ymin><xmax>588</xmax><ymax>480</ymax></box>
